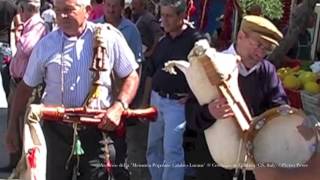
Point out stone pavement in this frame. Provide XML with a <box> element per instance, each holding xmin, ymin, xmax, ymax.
<box><xmin>0</xmin><ymin>108</ymin><xmax>10</xmax><ymax>179</ymax></box>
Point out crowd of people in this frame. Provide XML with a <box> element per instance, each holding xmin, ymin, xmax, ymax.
<box><xmin>0</xmin><ymin>0</ymin><xmax>319</xmax><ymax>180</ymax></box>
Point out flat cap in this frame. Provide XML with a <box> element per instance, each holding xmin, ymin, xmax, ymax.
<box><xmin>240</xmin><ymin>15</ymin><xmax>283</xmax><ymax>46</ymax></box>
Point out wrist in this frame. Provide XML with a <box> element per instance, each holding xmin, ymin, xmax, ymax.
<box><xmin>114</xmin><ymin>99</ymin><xmax>128</xmax><ymax>110</ymax></box>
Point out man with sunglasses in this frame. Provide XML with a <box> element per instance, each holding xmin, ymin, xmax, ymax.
<box><xmin>185</xmin><ymin>15</ymin><xmax>288</xmax><ymax>180</ymax></box>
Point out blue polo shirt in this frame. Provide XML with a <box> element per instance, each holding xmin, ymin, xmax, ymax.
<box><xmin>95</xmin><ymin>17</ymin><xmax>143</xmax><ymax>63</ymax></box>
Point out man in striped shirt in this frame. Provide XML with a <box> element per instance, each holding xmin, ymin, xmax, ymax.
<box><xmin>6</xmin><ymin>0</ymin><xmax>139</xmax><ymax>179</ymax></box>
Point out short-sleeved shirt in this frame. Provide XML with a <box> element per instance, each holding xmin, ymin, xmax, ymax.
<box><xmin>23</xmin><ymin>21</ymin><xmax>138</xmax><ymax>108</ymax></box>
<box><xmin>148</xmin><ymin>25</ymin><xmax>203</xmax><ymax>94</ymax></box>
<box><xmin>96</xmin><ymin>17</ymin><xmax>143</xmax><ymax>62</ymax></box>
<box><xmin>0</xmin><ymin>0</ymin><xmax>17</xmax><ymax>44</ymax></box>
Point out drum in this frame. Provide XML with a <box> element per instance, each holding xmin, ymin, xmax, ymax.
<box><xmin>246</xmin><ymin>105</ymin><xmax>318</xmax><ymax>168</ymax></box>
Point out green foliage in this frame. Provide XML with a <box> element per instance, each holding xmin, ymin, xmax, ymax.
<box><xmin>240</xmin><ymin>0</ymin><xmax>284</xmax><ymax>20</ymax></box>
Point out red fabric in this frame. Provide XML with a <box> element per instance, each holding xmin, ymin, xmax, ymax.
<box><xmin>105</xmin><ymin>159</ymin><xmax>112</xmax><ymax>173</ymax></box>
<box><xmin>187</xmin><ymin>0</ymin><xmax>196</xmax><ymax>19</ymax></box>
<box><xmin>88</xmin><ymin>4</ymin><xmax>104</xmax><ymax>21</ymax></box>
<box><xmin>115</xmin><ymin>122</ymin><xmax>126</xmax><ymax>138</ymax></box>
<box><xmin>198</xmin><ymin>0</ymin><xmax>210</xmax><ymax>31</ymax></box>
<box><xmin>27</xmin><ymin>148</ymin><xmax>37</xmax><ymax>169</ymax></box>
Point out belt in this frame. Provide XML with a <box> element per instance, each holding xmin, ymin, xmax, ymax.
<box><xmin>156</xmin><ymin>90</ymin><xmax>188</xmax><ymax>100</ymax></box>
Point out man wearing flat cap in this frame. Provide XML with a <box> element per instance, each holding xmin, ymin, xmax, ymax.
<box><xmin>185</xmin><ymin>15</ymin><xmax>288</xmax><ymax>180</ymax></box>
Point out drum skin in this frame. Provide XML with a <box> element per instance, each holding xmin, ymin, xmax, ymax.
<box><xmin>250</xmin><ymin>109</ymin><xmax>317</xmax><ymax>167</ymax></box>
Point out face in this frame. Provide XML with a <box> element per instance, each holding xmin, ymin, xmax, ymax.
<box><xmin>131</xmin><ymin>0</ymin><xmax>143</xmax><ymax>15</ymax></box>
<box><xmin>54</xmin><ymin>0</ymin><xmax>90</xmax><ymax>36</ymax></box>
<box><xmin>237</xmin><ymin>31</ymin><xmax>275</xmax><ymax>68</ymax></box>
<box><xmin>18</xmin><ymin>4</ymin><xmax>28</xmax><ymax>22</ymax></box>
<box><xmin>160</xmin><ymin>6</ymin><xmax>184</xmax><ymax>33</ymax></box>
<box><xmin>103</xmin><ymin>0</ymin><xmax>123</xmax><ymax>23</ymax></box>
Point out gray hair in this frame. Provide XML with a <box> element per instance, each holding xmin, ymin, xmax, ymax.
<box><xmin>19</xmin><ymin>1</ymin><xmax>40</xmax><ymax>13</ymax></box>
<box><xmin>159</xmin><ymin>0</ymin><xmax>187</xmax><ymax>15</ymax></box>
<box><xmin>53</xmin><ymin>0</ymin><xmax>91</xmax><ymax>6</ymax></box>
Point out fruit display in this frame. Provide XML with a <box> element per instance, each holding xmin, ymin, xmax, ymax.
<box><xmin>277</xmin><ymin>66</ymin><xmax>320</xmax><ymax>95</ymax></box>
<box><xmin>277</xmin><ymin>64</ymin><xmax>320</xmax><ymax>118</ymax></box>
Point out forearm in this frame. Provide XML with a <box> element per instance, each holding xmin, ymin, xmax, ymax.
<box><xmin>117</xmin><ymin>70</ymin><xmax>139</xmax><ymax>105</ymax></box>
<box><xmin>185</xmin><ymin>94</ymin><xmax>216</xmax><ymax>131</ymax></box>
<box><xmin>8</xmin><ymin>81</ymin><xmax>33</xmax><ymax>129</ymax></box>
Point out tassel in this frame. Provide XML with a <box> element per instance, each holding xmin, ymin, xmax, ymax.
<box><xmin>73</xmin><ymin>138</ymin><xmax>85</xmax><ymax>155</ymax></box>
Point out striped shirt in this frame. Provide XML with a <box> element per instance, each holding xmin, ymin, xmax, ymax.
<box><xmin>10</xmin><ymin>14</ymin><xmax>47</xmax><ymax>78</ymax></box>
<box><xmin>23</xmin><ymin>21</ymin><xmax>138</xmax><ymax>108</ymax></box>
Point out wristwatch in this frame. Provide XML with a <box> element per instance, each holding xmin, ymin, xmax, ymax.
<box><xmin>115</xmin><ymin>99</ymin><xmax>128</xmax><ymax>110</ymax></box>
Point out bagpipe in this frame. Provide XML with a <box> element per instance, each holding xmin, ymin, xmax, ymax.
<box><xmin>163</xmin><ymin>39</ymin><xmax>319</xmax><ymax>174</ymax></box>
<box><xmin>39</xmin><ymin>105</ymin><xmax>157</xmax><ymax>125</ymax></box>
<box><xmin>11</xmin><ymin>25</ymin><xmax>158</xmax><ymax>180</ymax></box>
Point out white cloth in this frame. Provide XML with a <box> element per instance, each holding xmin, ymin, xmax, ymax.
<box><xmin>0</xmin><ymin>74</ymin><xmax>8</xmax><ymax>108</ymax></box>
<box><xmin>223</xmin><ymin>44</ymin><xmax>261</xmax><ymax>77</ymax></box>
<box><xmin>41</xmin><ymin>9</ymin><xmax>56</xmax><ymax>23</ymax></box>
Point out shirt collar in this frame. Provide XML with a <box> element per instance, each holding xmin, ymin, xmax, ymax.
<box><xmin>60</xmin><ymin>21</ymin><xmax>90</xmax><ymax>41</ymax></box>
<box><xmin>224</xmin><ymin>44</ymin><xmax>261</xmax><ymax>77</ymax></box>
<box><xmin>22</xmin><ymin>14</ymin><xmax>43</xmax><ymax>33</ymax></box>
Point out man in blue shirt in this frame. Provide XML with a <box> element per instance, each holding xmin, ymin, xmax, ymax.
<box><xmin>96</xmin><ymin>0</ymin><xmax>143</xmax><ymax>63</ymax></box>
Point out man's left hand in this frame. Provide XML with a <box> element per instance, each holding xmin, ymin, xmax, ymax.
<box><xmin>97</xmin><ymin>102</ymin><xmax>124</xmax><ymax>131</ymax></box>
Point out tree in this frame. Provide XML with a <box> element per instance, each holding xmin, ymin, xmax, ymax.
<box><xmin>268</xmin><ymin>0</ymin><xmax>320</xmax><ymax>68</ymax></box>
<box><xmin>240</xmin><ymin>0</ymin><xmax>283</xmax><ymax>20</ymax></box>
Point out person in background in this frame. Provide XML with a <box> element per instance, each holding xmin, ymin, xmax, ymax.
<box><xmin>285</xmin><ymin>12</ymin><xmax>316</xmax><ymax>61</ymax></box>
<box><xmin>97</xmin><ymin>0</ymin><xmax>143</xmax><ymax>63</ymax></box>
<box><xmin>0</xmin><ymin>0</ymin><xmax>21</xmax><ymax>172</ymax></box>
<box><xmin>145</xmin><ymin>0</ymin><xmax>203</xmax><ymax>179</ymax></box>
<box><xmin>0</xmin><ymin>0</ymin><xmax>20</xmax><ymax>101</ymax></box>
<box><xmin>130</xmin><ymin>0</ymin><xmax>163</xmax><ymax>108</ymax></box>
<box><xmin>41</xmin><ymin>2</ymin><xmax>56</xmax><ymax>31</ymax></box>
<box><xmin>88</xmin><ymin>0</ymin><xmax>104</xmax><ymax>21</ymax></box>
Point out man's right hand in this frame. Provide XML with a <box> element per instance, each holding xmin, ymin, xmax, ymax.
<box><xmin>208</xmin><ymin>97</ymin><xmax>234</xmax><ymax>119</ymax></box>
<box><xmin>5</xmin><ymin>126</ymin><xmax>20</xmax><ymax>153</ymax></box>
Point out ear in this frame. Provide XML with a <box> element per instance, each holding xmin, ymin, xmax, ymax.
<box><xmin>85</xmin><ymin>5</ymin><xmax>93</xmax><ymax>18</ymax></box>
<box><xmin>85</xmin><ymin>5</ymin><xmax>93</xmax><ymax>15</ymax></box>
<box><xmin>237</xmin><ymin>30</ymin><xmax>245</xmax><ymax>40</ymax></box>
